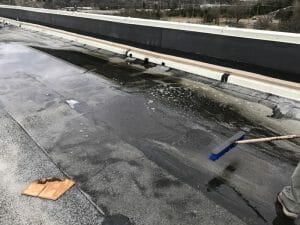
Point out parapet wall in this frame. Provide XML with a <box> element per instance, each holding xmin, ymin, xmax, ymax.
<box><xmin>0</xmin><ymin>5</ymin><xmax>299</xmax><ymax>82</ymax></box>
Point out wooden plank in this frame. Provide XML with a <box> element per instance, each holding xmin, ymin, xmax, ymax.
<box><xmin>38</xmin><ymin>179</ymin><xmax>75</xmax><ymax>200</ymax></box>
<box><xmin>22</xmin><ymin>182</ymin><xmax>45</xmax><ymax>197</ymax></box>
<box><xmin>22</xmin><ymin>179</ymin><xmax>75</xmax><ymax>201</ymax></box>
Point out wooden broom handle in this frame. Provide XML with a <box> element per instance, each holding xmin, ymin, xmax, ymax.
<box><xmin>236</xmin><ymin>134</ymin><xmax>300</xmax><ymax>144</ymax></box>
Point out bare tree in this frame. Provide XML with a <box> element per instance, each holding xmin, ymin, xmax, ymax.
<box><xmin>233</xmin><ymin>0</ymin><xmax>249</xmax><ymax>23</ymax></box>
<box><xmin>278</xmin><ymin>0</ymin><xmax>300</xmax><ymax>32</ymax></box>
<box><xmin>254</xmin><ymin>15</ymin><xmax>273</xmax><ymax>30</ymax></box>
<box><xmin>225</xmin><ymin>0</ymin><xmax>250</xmax><ymax>24</ymax></box>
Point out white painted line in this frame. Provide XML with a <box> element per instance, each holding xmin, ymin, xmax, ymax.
<box><xmin>1</xmin><ymin>17</ymin><xmax>299</xmax><ymax>101</ymax></box>
<box><xmin>1</xmin><ymin>5</ymin><xmax>300</xmax><ymax>44</ymax></box>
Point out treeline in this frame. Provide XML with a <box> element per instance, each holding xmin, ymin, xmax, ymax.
<box><xmin>2</xmin><ymin>0</ymin><xmax>235</xmax><ymax>10</ymax></box>
<box><xmin>277</xmin><ymin>0</ymin><xmax>300</xmax><ymax>32</ymax></box>
<box><xmin>1</xmin><ymin>0</ymin><xmax>299</xmax><ymax>33</ymax></box>
<box><xmin>119</xmin><ymin>0</ymin><xmax>300</xmax><ymax>32</ymax></box>
<box><xmin>120</xmin><ymin>0</ymin><xmax>294</xmax><ymax>19</ymax></box>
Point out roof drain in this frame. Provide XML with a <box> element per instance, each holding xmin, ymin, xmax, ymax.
<box><xmin>125</xmin><ymin>49</ymin><xmax>131</xmax><ymax>57</ymax></box>
<box><xmin>144</xmin><ymin>57</ymin><xmax>149</xmax><ymax>65</ymax></box>
<box><xmin>221</xmin><ymin>72</ymin><xmax>230</xmax><ymax>83</ymax></box>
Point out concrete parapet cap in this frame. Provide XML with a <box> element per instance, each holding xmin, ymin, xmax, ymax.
<box><xmin>1</xmin><ymin>5</ymin><xmax>300</xmax><ymax>45</ymax></box>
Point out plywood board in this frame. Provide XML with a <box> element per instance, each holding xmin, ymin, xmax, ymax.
<box><xmin>22</xmin><ymin>178</ymin><xmax>75</xmax><ymax>201</ymax></box>
<box><xmin>22</xmin><ymin>182</ymin><xmax>45</xmax><ymax>197</ymax></box>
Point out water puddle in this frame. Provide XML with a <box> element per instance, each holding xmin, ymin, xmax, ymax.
<box><xmin>35</xmin><ymin>47</ymin><xmax>298</xmax><ymax>163</ymax></box>
<box><xmin>32</xmin><ymin>46</ymin><xmax>256</xmax><ymax>128</ymax></box>
<box><xmin>102</xmin><ymin>214</ymin><xmax>134</xmax><ymax>225</ymax></box>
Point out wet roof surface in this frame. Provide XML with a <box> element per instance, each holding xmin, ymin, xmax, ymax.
<box><xmin>0</xmin><ymin>27</ymin><xmax>299</xmax><ymax>225</ymax></box>
<box><xmin>0</xmin><ymin>109</ymin><xmax>104</xmax><ymax>225</ymax></box>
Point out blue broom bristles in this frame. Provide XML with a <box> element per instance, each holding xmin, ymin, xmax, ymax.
<box><xmin>208</xmin><ymin>142</ymin><xmax>238</xmax><ymax>161</ymax></box>
<box><xmin>209</xmin><ymin>132</ymin><xmax>246</xmax><ymax>161</ymax></box>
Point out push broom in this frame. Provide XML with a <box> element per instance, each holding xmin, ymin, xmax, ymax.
<box><xmin>209</xmin><ymin>131</ymin><xmax>300</xmax><ymax>161</ymax></box>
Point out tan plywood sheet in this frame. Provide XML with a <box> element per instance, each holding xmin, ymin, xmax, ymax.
<box><xmin>22</xmin><ymin>178</ymin><xmax>75</xmax><ymax>200</ymax></box>
<box><xmin>22</xmin><ymin>182</ymin><xmax>45</xmax><ymax>197</ymax></box>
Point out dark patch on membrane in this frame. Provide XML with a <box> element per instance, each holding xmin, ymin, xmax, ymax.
<box><xmin>206</xmin><ymin>177</ymin><xmax>225</xmax><ymax>192</ymax></box>
<box><xmin>99</xmin><ymin>204</ymin><xmax>110</xmax><ymax>215</ymax></box>
<box><xmin>154</xmin><ymin>177</ymin><xmax>182</xmax><ymax>188</ymax></box>
<box><xmin>102</xmin><ymin>214</ymin><xmax>134</xmax><ymax>225</ymax></box>
<box><xmin>206</xmin><ymin>163</ymin><xmax>267</xmax><ymax>223</ymax></box>
<box><xmin>153</xmin><ymin>192</ymin><xmax>164</xmax><ymax>198</ymax></box>
<box><xmin>132</xmin><ymin>177</ymin><xmax>147</xmax><ymax>194</ymax></box>
<box><xmin>135</xmin><ymin>141</ymin><xmax>269</xmax><ymax>224</ymax></box>
<box><xmin>73</xmin><ymin>173</ymin><xmax>89</xmax><ymax>183</ymax></box>
<box><xmin>127</xmin><ymin>160</ymin><xmax>142</xmax><ymax>168</ymax></box>
<box><xmin>225</xmin><ymin>164</ymin><xmax>236</xmax><ymax>172</ymax></box>
<box><xmin>167</xmin><ymin>199</ymin><xmax>189</xmax><ymax>210</ymax></box>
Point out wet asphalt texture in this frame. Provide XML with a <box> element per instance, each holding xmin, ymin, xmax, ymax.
<box><xmin>0</xmin><ymin>28</ymin><xmax>299</xmax><ymax>225</ymax></box>
<box><xmin>0</xmin><ymin>109</ymin><xmax>104</xmax><ymax>225</ymax></box>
